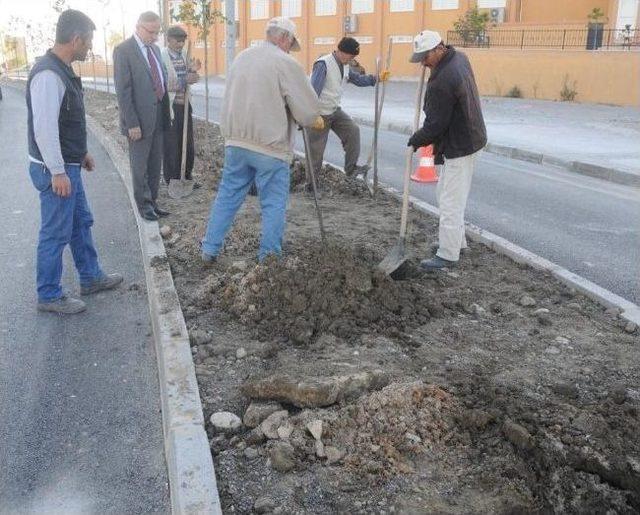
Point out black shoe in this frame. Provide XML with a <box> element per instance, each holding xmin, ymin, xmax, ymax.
<box><xmin>153</xmin><ymin>205</ymin><xmax>171</xmax><ymax>217</ymax></box>
<box><xmin>346</xmin><ymin>164</ymin><xmax>370</xmax><ymax>178</ymax></box>
<box><xmin>192</xmin><ymin>181</ymin><xmax>202</xmax><ymax>190</ymax></box>
<box><xmin>140</xmin><ymin>208</ymin><xmax>159</xmax><ymax>221</ymax></box>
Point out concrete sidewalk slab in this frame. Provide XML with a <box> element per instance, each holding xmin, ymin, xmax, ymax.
<box><xmin>86</xmin><ymin>116</ymin><xmax>222</xmax><ymax>515</ymax></box>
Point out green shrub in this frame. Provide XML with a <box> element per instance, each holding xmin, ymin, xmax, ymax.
<box><xmin>560</xmin><ymin>75</ymin><xmax>578</xmax><ymax>101</ymax></box>
<box><xmin>505</xmin><ymin>86</ymin><xmax>523</xmax><ymax>98</ymax></box>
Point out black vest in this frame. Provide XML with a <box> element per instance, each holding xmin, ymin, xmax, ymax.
<box><xmin>26</xmin><ymin>50</ymin><xmax>87</xmax><ymax>164</ymax></box>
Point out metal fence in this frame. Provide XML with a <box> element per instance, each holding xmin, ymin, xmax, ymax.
<box><xmin>447</xmin><ymin>28</ymin><xmax>640</xmax><ymax>50</ymax></box>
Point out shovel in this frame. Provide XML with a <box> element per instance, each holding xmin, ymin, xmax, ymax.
<box><xmin>301</xmin><ymin>127</ymin><xmax>326</xmax><ymax>243</ymax></box>
<box><xmin>365</xmin><ymin>37</ymin><xmax>393</xmax><ymax>198</ymax></box>
<box><xmin>378</xmin><ymin>65</ymin><xmax>427</xmax><ymax>277</ymax></box>
<box><xmin>168</xmin><ymin>43</ymin><xmax>194</xmax><ymax>199</ymax></box>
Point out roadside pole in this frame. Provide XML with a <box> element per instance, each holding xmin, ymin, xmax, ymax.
<box><xmin>224</xmin><ymin>0</ymin><xmax>236</xmax><ymax>77</ymax></box>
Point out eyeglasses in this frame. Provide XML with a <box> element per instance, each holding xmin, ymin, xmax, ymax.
<box><xmin>140</xmin><ymin>25</ymin><xmax>162</xmax><ymax>36</ymax></box>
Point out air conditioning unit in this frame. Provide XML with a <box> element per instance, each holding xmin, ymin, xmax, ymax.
<box><xmin>490</xmin><ymin>7</ymin><xmax>505</xmax><ymax>23</ymax></box>
<box><xmin>344</xmin><ymin>15</ymin><xmax>358</xmax><ymax>34</ymax></box>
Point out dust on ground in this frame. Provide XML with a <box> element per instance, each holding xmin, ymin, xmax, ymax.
<box><xmin>84</xmin><ymin>89</ymin><xmax>640</xmax><ymax>514</ymax></box>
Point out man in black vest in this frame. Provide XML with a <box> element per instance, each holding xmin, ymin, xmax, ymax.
<box><xmin>27</xmin><ymin>9</ymin><xmax>122</xmax><ymax>314</ymax></box>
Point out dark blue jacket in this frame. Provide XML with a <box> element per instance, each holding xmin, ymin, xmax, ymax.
<box><xmin>26</xmin><ymin>50</ymin><xmax>87</xmax><ymax>164</ymax></box>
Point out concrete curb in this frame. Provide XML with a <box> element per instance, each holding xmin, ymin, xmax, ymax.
<box><xmin>351</xmin><ymin>116</ymin><xmax>640</xmax><ymax>188</ymax></box>
<box><xmin>302</xmin><ymin>150</ymin><xmax>640</xmax><ymax>327</ymax></box>
<box><xmin>86</xmin><ymin>116</ymin><xmax>222</xmax><ymax>515</ymax></box>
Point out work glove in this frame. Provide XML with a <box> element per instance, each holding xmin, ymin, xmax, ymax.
<box><xmin>407</xmin><ymin>129</ymin><xmax>426</xmax><ymax>152</ymax></box>
<box><xmin>379</xmin><ymin>70</ymin><xmax>391</xmax><ymax>82</ymax></box>
<box><xmin>311</xmin><ymin>116</ymin><xmax>325</xmax><ymax>131</ymax></box>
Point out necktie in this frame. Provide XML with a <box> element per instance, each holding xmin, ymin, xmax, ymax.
<box><xmin>146</xmin><ymin>46</ymin><xmax>164</xmax><ymax>100</ymax></box>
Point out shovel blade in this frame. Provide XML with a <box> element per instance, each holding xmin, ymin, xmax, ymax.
<box><xmin>168</xmin><ymin>179</ymin><xmax>194</xmax><ymax>199</ymax></box>
<box><xmin>378</xmin><ymin>240</ymin><xmax>409</xmax><ymax>277</ymax></box>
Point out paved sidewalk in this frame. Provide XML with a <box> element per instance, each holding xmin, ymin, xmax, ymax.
<box><xmin>190</xmin><ymin>76</ymin><xmax>640</xmax><ymax>179</ymax></box>
<box><xmin>0</xmin><ymin>86</ymin><xmax>169</xmax><ymax>512</ymax></box>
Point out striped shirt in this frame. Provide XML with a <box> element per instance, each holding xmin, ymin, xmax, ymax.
<box><xmin>168</xmin><ymin>49</ymin><xmax>188</xmax><ymax>104</ymax></box>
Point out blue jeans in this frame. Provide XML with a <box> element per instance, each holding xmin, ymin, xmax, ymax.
<box><xmin>202</xmin><ymin>146</ymin><xmax>290</xmax><ymax>261</ymax></box>
<box><xmin>29</xmin><ymin>162</ymin><xmax>103</xmax><ymax>302</ymax></box>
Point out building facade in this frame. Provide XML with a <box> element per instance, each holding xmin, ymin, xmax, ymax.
<box><xmin>166</xmin><ymin>0</ymin><xmax>639</xmax><ymax>76</ymax></box>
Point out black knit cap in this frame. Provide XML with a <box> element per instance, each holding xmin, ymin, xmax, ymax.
<box><xmin>338</xmin><ymin>37</ymin><xmax>360</xmax><ymax>56</ymax></box>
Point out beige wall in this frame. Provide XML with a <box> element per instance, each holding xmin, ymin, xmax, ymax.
<box><xmin>465</xmin><ymin>47</ymin><xmax>640</xmax><ymax>106</ymax></box>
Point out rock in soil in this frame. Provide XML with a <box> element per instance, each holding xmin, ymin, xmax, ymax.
<box><xmin>241</xmin><ymin>370</ymin><xmax>389</xmax><ymax>408</ymax></box>
<box><xmin>159</xmin><ymin>225</ymin><xmax>172</xmax><ymax>238</ymax></box>
<box><xmin>519</xmin><ymin>295</ymin><xmax>537</xmax><ymax>307</ymax></box>
<box><xmin>260</xmin><ymin>410</ymin><xmax>289</xmax><ymax>440</ymax></box>
<box><xmin>306</xmin><ymin>419</ymin><xmax>323</xmax><ymax>441</ymax></box>
<box><xmin>243</xmin><ymin>401</ymin><xmax>283</xmax><ymax>428</ymax></box>
<box><xmin>210</xmin><ymin>411</ymin><xmax>242</xmax><ymax>433</ymax></box>
<box><xmin>269</xmin><ymin>441</ymin><xmax>296</xmax><ymax>472</ymax></box>
<box><xmin>503</xmin><ymin>420</ymin><xmax>534</xmax><ymax>451</ymax></box>
<box><xmin>254</xmin><ymin>496</ymin><xmax>276</xmax><ymax>514</ymax></box>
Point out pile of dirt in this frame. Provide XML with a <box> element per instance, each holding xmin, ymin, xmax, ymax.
<box><xmin>80</xmin><ymin>88</ymin><xmax>640</xmax><ymax>514</ymax></box>
<box><xmin>210</xmin><ymin>241</ymin><xmax>435</xmax><ymax>344</ymax></box>
<box><xmin>326</xmin><ymin>382</ymin><xmax>460</xmax><ymax>476</ymax></box>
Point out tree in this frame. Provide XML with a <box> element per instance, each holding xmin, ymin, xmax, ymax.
<box><xmin>453</xmin><ymin>8</ymin><xmax>490</xmax><ymax>46</ymax></box>
<box><xmin>587</xmin><ymin>7</ymin><xmax>607</xmax><ymax>24</ymax></box>
<box><xmin>173</xmin><ymin>0</ymin><xmax>227</xmax><ymax>124</ymax></box>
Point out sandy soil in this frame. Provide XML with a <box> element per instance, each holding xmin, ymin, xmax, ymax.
<box><xmin>84</xmin><ymin>89</ymin><xmax>639</xmax><ymax>515</ymax></box>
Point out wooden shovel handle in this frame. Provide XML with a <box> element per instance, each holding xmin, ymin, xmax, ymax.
<box><xmin>399</xmin><ymin>65</ymin><xmax>427</xmax><ymax>240</ymax></box>
<box><xmin>179</xmin><ymin>41</ymin><xmax>191</xmax><ymax>182</ymax></box>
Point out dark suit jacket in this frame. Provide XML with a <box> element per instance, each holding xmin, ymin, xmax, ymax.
<box><xmin>113</xmin><ymin>37</ymin><xmax>170</xmax><ymax>137</ymax></box>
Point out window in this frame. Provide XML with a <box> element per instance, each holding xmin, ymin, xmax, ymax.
<box><xmin>250</xmin><ymin>0</ymin><xmax>269</xmax><ymax>19</ymax></box>
<box><xmin>314</xmin><ymin>37</ymin><xmax>336</xmax><ymax>45</ymax></box>
<box><xmin>390</xmin><ymin>35</ymin><xmax>413</xmax><ymax>43</ymax></box>
<box><xmin>281</xmin><ymin>0</ymin><xmax>302</xmax><ymax>18</ymax></box>
<box><xmin>351</xmin><ymin>0</ymin><xmax>374</xmax><ymax>14</ymax></box>
<box><xmin>220</xmin><ymin>0</ymin><xmax>240</xmax><ymax>21</ymax></box>
<box><xmin>617</xmin><ymin>0</ymin><xmax>639</xmax><ymax>29</ymax></box>
<box><xmin>315</xmin><ymin>0</ymin><xmax>337</xmax><ymax>16</ymax></box>
<box><xmin>432</xmin><ymin>0</ymin><xmax>459</xmax><ymax>10</ymax></box>
<box><xmin>390</xmin><ymin>0</ymin><xmax>414</xmax><ymax>12</ymax></box>
<box><xmin>477</xmin><ymin>0</ymin><xmax>506</xmax><ymax>7</ymax></box>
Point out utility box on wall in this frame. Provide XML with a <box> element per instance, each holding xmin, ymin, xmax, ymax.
<box><xmin>344</xmin><ymin>15</ymin><xmax>358</xmax><ymax>34</ymax></box>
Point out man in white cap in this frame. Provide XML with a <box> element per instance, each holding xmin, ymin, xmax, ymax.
<box><xmin>201</xmin><ymin>17</ymin><xmax>323</xmax><ymax>262</ymax></box>
<box><xmin>407</xmin><ymin>30</ymin><xmax>486</xmax><ymax>270</ymax></box>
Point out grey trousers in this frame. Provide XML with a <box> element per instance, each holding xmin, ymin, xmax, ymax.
<box><xmin>128</xmin><ymin>104</ymin><xmax>164</xmax><ymax>211</ymax></box>
<box><xmin>307</xmin><ymin>108</ymin><xmax>360</xmax><ymax>176</ymax></box>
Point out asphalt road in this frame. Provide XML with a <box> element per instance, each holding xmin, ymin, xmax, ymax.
<box><xmin>81</xmin><ymin>79</ymin><xmax>640</xmax><ymax>304</ymax></box>
<box><xmin>0</xmin><ymin>86</ymin><xmax>169</xmax><ymax>513</ymax></box>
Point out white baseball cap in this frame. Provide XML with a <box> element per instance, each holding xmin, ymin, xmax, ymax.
<box><xmin>409</xmin><ymin>30</ymin><xmax>443</xmax><ymax>63</ymax></box>
<box><xmin>266</xmin><ymin>16</ymin><xmax>301</xmax><ymax>52</ymax></box>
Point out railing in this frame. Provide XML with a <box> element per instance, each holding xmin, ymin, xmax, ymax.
<box><xmin>447</xmin><ymin>28</ymin><xmax>640</xmax><ymax>50</ymax></box>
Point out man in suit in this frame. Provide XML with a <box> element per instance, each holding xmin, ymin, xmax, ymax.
<box><xmin>113</xmin><ymin>11</ymin><xmax>171</xmax><ymax>221</ymax></box>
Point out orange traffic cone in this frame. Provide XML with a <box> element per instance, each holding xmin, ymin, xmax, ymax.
<box><xmin>411</xmin><ymin>145</ymin><xmax>439</xmax><ymax>183</ymax></box>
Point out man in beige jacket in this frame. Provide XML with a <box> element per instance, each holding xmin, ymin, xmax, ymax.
<box><xmin>201</xmin><ymin>17</ymin><xmax>322</xmax><ymax>262</ymax></box>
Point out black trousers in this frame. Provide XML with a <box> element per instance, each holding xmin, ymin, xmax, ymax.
<box><xmin>163</xmin><ymin>102</ymin><xmax>195</xmax><ymax>183</ymax></box>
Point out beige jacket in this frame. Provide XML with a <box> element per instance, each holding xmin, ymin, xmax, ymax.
<box><xmin>221</xmin><ymin>42</ymin><xmax>319</xmax><ymax>163</ymax></box>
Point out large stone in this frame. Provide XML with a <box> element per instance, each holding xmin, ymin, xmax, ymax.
<box><xmin>243</xmin><ymin>401</ymin><xmax>283</xmax><ymax>428</ymax></box>
<box><xmin>260</xmin><ymin>410</ymin><xmax>289</xmax><ymax>440</ymax></box>
<box><xmin>270</xmin><ymin>442</ymin><xmax>296</xmax><ymax>473</ymax></box>
<box><xmin>210</xmin><ymin>411</ymin><xmax>242</xmax><ymax>433</ymax></box>
<box><xmin>241</xmin><ymin>370</ymin><xmax>390</xmax><ymax>408</ymax></box>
